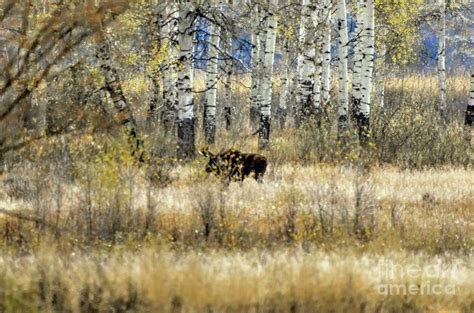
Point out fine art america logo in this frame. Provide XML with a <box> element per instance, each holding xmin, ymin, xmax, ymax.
<box><xmin>375</xmin><ymin>260</ymin><xmax>457</xmax><ymax>296</ymax></box>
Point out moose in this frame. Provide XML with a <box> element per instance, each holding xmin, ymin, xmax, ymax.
<box><xmin>199</xmin><ymin>148</ymin><xmax>267</xmax><ymax>182</ymax></box>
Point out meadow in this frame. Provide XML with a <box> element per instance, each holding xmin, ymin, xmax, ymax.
<box><xmin>0</xmin><ymin>74</ymin><xmax>473</xmax><ymax>312</ymax></box>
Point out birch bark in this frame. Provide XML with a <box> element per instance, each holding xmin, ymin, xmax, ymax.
<box><xmin>437</xmin><ymin>0</ymin><xmax>447</xmax><ymax>121</ymax></box>
<box><xmin>223</xmin><ymin>25</ymin><xmax>233</xmax><ymax>131</ymax></box>
<box><xmin>297</xmin><ymin>0</ymin><xmax>316</xmax><ymax>126</ymax></box>
<box><xmin>321</xmin><ymin>0</ymin><xmax>332</xmax><ymax>106</ymax></box>
<box><xmin>258</xmin><ymin>0</ymin><xmax>278</xmax><ymax>149</ymax></box>
<box><xmin>161</xmin><ymin>6</ymin><xmax>179</xmax><ymax>135</ymax></box>
<box><xmin>254</xmin><ymin>10</ymin><xmax>268</xmax><ymax>129</ymax></box>
<box><xmin>357</xmin><ymin>0</ymin><xmax>374</xmax><ymax>144</ymax></box>
<box><xmin>336</xmin><ymin>0</ymin><xmax>349</xmax><ymax>135</ymax></box>
<box><xmin>351</xmin><ymin>0</ymin><xmax>364</xmax><ymax>125</ymax></box>
<box><xmin>293</xmin><ymin>0</ymin><xmax>307</xmax><ymax>126</ymax></box>
<box><xmin>375</xmin><ymin>42</ymin><xmax>386</xmax><ymax>110</ymax></box>
<box><xmin>176</xmin><ymin>2</ymin><xmax>195</xmax><ymax>160</ymax></box>
<box><xmin>204</xmin><ymin>19</ymin><xmax>220</xmax><ymax>144</ymax></box>
<box><xmin>279</xmin><ymin>37</ymin><xmax>290</xmax><ymax>128</ymax></box>
<box><xmin>465</xmin><ymin>70</ymin><xmax>474</xmax><ymax>126</ymax></box>
<box><xmin>249</xmin><ymin>4</ymin><xmax>261</xmax><ymax>129</ymax></box>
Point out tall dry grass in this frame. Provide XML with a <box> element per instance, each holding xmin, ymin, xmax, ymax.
<box><xmin>1</xmin><ymin>248</ymin><xmax>473</xmax><ymax>312</ymax></box>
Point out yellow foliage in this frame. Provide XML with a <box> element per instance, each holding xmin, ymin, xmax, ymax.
<box><xmin>375</xmin><ymin>0</ymin><xmax>423</xmax><ymax>65</ymax></box>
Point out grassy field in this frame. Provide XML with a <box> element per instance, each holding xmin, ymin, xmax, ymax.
<box><xmin>1</xmin><ymin>158</ymin><xmax>473</xmax><ymax>312</ymax></box>
<box><xmin>0</xmin><ymin>73</ymin><xmax>473</xmax><ymax>312</ymax></box>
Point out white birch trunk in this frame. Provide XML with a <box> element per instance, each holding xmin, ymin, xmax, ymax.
<box><xmin>351</xmin><ymin>0</ymin><xmax>364</xmax><ymax>123</ymax></box>
<box><xmin>223</xmin><ymin>26</ymin><xmax>233</xmax><ymax>131</ymax></box>
<box><xmin>437</xmin><ymin>0</ymin><xmax>447</xmax><ymax>121</ymax></box>
<box><xmin>313</xmin><ymin>32</ymin><xmax>323</xmax><ymax>117</ymax></box>
<box><xmin>293</xmin><ymin>0</ymin><xmax>307</xmax><ymax>126</ymax></box>
<box><xmin>321</xmin><ymin>0</ymin><xmax>332</xmax><ymax>105</ymax></box>
<box><xmin>255</xmin><ymin>11</ymin><xmax>268</xmax><ymax>128</ymax></box>
<box><xmin>375</xmin><ymin>42</ymin><xmax>387</xmax><ymax>110</ymax></box>
<box><xmin>279</xmin><ymin>38</ymin><xmax>290</xmax><ymax>128</ymax></box>
<box><xmin>336</xmin><ymin>0</ymin><xmax>349</xmax><ymax>135</ymax></box>
<box><xmin>249</xmin><ymin>4</ymin><xmax>261</xmax><ymax>128</ymax></box>
<box><xmin>258</xmin><ymin>0</ymin><xmax>278</xmax><ymax>149</ymax></box>
<box><xmin>297</xmin><ymin>0</ymin><xmax>316</xmax><ymax>126</ymax></box>
<box><xmin>465</xmin><ymin>70</ymin><xmax>474</xmax><ymax>126</ymax></box>
<box><xmin>358</xmin><ymin>0</ymin><xmax>374</xmax><ymax>144</ymax></box>
<box><xmin>204</xmin><ymin>20</ymin><xmax>220</xmax><ymax>144</ymax></box>
<box><xmin>162</xmin><ymin>6</ymin><xmax>179</xmax><ymax>135</ymax></box>
<box><xmin>177</xmin><ymin>2</ymin><xmax>195</xmax><ymax>160</ymax></box>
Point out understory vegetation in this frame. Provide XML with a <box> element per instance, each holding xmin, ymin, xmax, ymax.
<box><xmin>0</xmin><ymin>77</ymin><xmax>472</xmax><ymax>311</ymax></box>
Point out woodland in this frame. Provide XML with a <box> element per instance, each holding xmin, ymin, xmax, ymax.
<box><xmin>0</xmin><ymin>0</ymin><xmax>473</xmax><ymax>312</ymax></box>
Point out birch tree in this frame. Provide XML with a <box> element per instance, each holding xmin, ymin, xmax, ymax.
<box><xmin>437</xmin><ymin>0</ymin><xmax>447</xmax><ymax>121</ymax></box>
<box><xmin>335</xmin><ymin>0</ymin><xmax>349</xmax><ymax>135</ymax></box>
<box><xmin>293</xmin><ymin>0</ymin><xmax>307</xmax><ymax>126</ymax></box>
<box><xmin>466</xmin><ymin>70</ymin><xmax>474</xmax><ymax>126</ymax></box>
<box><xmin>320</xmin><ymin>0</ymin><xmax>332</xmax><ymax>106</ymax></box>
<box><xmin>296</xmin><ymin>0</ymin><xmax>316</xmax><ymax>126</ymax></box>
<box><xmin>254</xmin><ymin>8</ymin><xmax>270</xmax><ymax>127</ymax></box>
<box><xmin>204</xmin><ymin>17</ymin><xmax>221</xmax><ymax>144</ymax></box>
<box><xmin>277</xmin><ymin>0</ymin><xmax>290</xmax><ymax>128</ymax></box>
<box><xmin>258</xmin><ymin>0</ymin><xmax>278</xmax><ymax>149</ymax></box>
<box><xmin>249</xmin><ymin>4</ymin><xmax>262</xmax><ymax>129</ymax></box>
<box><xmin>96</xmin><ymin>31</ymin><xmax>143</xmax><ymax>160</ymax></box>
<box><xmin>375</xmin><ymin>41</ymin><xmax>387</xmax><ymax>110</ymax></box>
<box><xmin>278</xmin><ymin>37</ymin><xmax>290</xmax><ymax>128</ymax></box>
<box><xmin>161</xmin><ymin>6</ymin><xmax>179</xmax><ymax>136</ymax></box>
<box><xmin>351</xmin><ymin>0</ymin><xmax>364</xmax><ymax>126</ymax></box>
<box><xmin>313</xmin><ymin>10</ymin><xmax>323</xmax><ymax>120</ymax></box>
<box><xmin>223</xmin><ymin>24</ymin><xmax>233</xmax><ymax>131</ymax></box>
<box><xmin>176</xmin><ymin>2</ymin><xmax>195</xmax><ymax>160</ymax></box>
<box><xmin>357</xmin><ymin>0</ymin><xmax>375</xmax><ymax>144</ymax></box>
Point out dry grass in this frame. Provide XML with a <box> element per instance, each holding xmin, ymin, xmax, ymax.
<box><xmin>1</xmin><ymin>248</ymin><xmax>473</xmax><ymax>312</ymax></box>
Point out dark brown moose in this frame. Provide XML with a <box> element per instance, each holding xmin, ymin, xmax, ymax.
<box><xmin>199</xmin><ymin>148</ymin><xmax>267</xmax><ymax>181</ymax></box>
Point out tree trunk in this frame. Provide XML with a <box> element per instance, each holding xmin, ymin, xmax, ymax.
<box><xmin>249</xmin><ymin>4</ymin><xmax>261</xmax><ymax>129</ymax></box>
<box><xmin>437</xmin><ymin>0</ymin><xmax>447</xmax><ymax>121</ymax></box>
<box><xmin>279</xmin><ymin>37</ymin><xmax>290</xmax><ymax>128</ymax></box>
<box><xmin>176</xmin><ymin>2</ymin><xmax>195</xmax><ymax>160</ymax></box>
<box><xmin>336</xmin><ymin>0</ymin><xmax>349</xmax><ymax>136</ymax></box>
<box><xmin>351</xmin><ymin>0</ymin><xmax>364</xmax><ymax>127</ymax></box>
<box><xmin>147</xmin><ymin>8</ymin><xmax>162</xmax><ymax>126</ymax></box>
<box><xmin>204</xmin><ymin>20</ymin><xmax>220</xmax><ymax>144</ymax></box>
<box><xmin>293</xmin><ymin>0</ymin><xmax>307</xmax><ymax>127</ymax></box>
<box><xmin>465</xmin><ymin>70</ymin><xmax>474</xmax><ymax>126</ymax></box>
<box><xmin>313</xmin><ymin>28</ymin><xmax>323</xmax><ymax>122</ymax></box>
<box><xmin>223</xmin><ymin>24</ymin><xmax>233</xmax><ymax>131</ymax></box>
<box><xmin>357</xmin><ymin>0</ymin><xmax>374</xmax><ymax>145</ymax></box>
<box><xmin>375</xmin><ymin>42</ymin><xmax>386</xmax><ymax>110</ymax></box>
<box><xmin>253</xmin><ymin>9</ymin><xmax>268</xmax><ymax>130</ymax></box>
<box><xmin>297</xmin><ymin>0</ymin><xmax>316</xmax><ymax>126</ymax></box>
<box><xmin>258</xmin><ymin>0</ymin><xmax>278</xmax><ymax>149</ymax></box>
<box><xmin>96</xmin><ymin>31</ymin><xmax>143</xmax><ymax>160</ymax></box>
<box><xmin>161</xmin><ymin>6</ymin><xmax>179</xmax><ymax>136</ymax></box>
<box><xmin>320</xmin><ymin>0</ymin><xmax>331</xmax><ymax>106</ymax></box>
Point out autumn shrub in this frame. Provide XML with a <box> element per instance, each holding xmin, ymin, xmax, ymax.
<box><xmin>372</xmin><ymin>98</ymin><xmax>471</xmax><ymax>168</ymax></box>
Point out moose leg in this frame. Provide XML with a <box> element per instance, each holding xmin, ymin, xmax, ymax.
<box><xmin>254</xmin><ymin>159</ymin><xmax>267</xmax><ymax>182</ymax></box>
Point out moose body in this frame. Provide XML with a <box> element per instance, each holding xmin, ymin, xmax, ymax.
<box><xmin>200</xmin><ymin>148</ymin><xmax>267</xmax><ymax>181</ymax></box>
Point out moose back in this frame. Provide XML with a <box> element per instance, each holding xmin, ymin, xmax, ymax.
<box><xmin>199</xmin><ymin>149</ymin><xmax>267</xmax><ymax>181</ymax></box>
